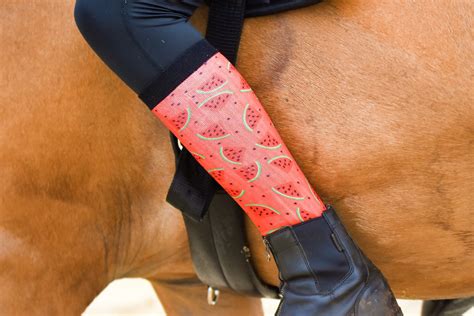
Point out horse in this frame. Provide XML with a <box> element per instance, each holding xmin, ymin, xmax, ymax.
<box><xmin>1</xmin><ymin>0</ymin><xmax>472</xmax><ymax>314</ymax></box>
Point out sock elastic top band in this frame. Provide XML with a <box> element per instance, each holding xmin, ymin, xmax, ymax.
<box><xmin>139</xmin><ymin>40</ymin><xmax>217</xmax><ymax>109</ymax></box>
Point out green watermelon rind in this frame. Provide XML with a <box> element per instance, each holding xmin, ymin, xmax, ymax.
<box><xmin>197</xmin><ymin>90</ymin><xmax>233</xmax><ymax>108</ymax></box>
<box><xmin>231</xmin><ymin>189</ymin><xmax>245</xmax><ymax>199</ymax></box>
<box><xmin>207</xmin><ymin>167</ymin><xmax>224</xmax><ymax>176</ymax></box>
<box><xmin>255</xmin><ymin>143</ymin><xmax>282</xmax><ymax>150</ymax></box>
<box><xmin>245</xmin><ymin>203</ymin><xmax>281</xmax><ymax>215</ymax></box>
<box><xmin>247</xmin><ymin>161</ymin><xmax>262</xmax><ymax>183</ymax></box>
<box><xmin>267</xmin><ymin>155</ymin><xmax>292</xmax><ymax>164</ymax></box>
<box><xmin>219</xmin><ymin>146</ymin><xmax>243</xmax><ymax>165</ymax></box>
<box><xmin>197</xmin><ymin>133</ymin><xmax>231</xmax><ymax>141</ymax></box>
<box><xmin>178</xmin><ymin>107</ymin><xmax>192</xmax><ymax>132</ymax></box>
<box><xmin>296</xmin><ymin>207</ymin><xmax>304</xmax><ymax>222</ymax></box>
<box><xmin>196</xmin><ymin>80</ymin><xmax>228</xmax><ymax>95</ymax></box>
<box><xmin>271</xmin><ymin>186</ymin><xmax>305</xmax><ymax>201</ymax></box>
<box><xmin>207</xmin><ymin>167</ymin><xmax>224</xmax><ymax>172</ymax></box>
<box><xmin>240</xmin><ymin>77</ymin><xmax>252</xmax><ymax>93</ymax></box>
<box><xmin>243</xmin><ymin>103</ymin><xmax>255</xmax><ymax>132</ymax></box>
<box><xmin>191</xmin><ymin>151</ymin><xmax>205</xmax><ymax>160</ymax></box>
<box><xmin>265</xmin><ymin>228</ymin><xmax>281</xmax><ymax>235</ymax></box>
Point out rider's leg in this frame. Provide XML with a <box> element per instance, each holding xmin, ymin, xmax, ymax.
<box><xmin>75</xmin><ymin>0</ymin><xmax>325</xmax><ymax>235</ymax></box>
<box><xmin>74</xmin><ymin>0</ymin><xmax>203</xmax><ymax>94</ymax></box>
<box><xmin>74</xmin><ymin>1</ymin><xmax>402</xmax><ymax>315</ymax></box>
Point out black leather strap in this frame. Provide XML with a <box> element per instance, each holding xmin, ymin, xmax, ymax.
<box><xmin>167</xmin><ymin>0</ymin><xmax>280</xmax><ymax>298</ymax></box>
<box><xmin>167</xmin><ymin>146</ymin><xmax>219</xmax><ymax>221</ymax></box>
<box><xmin>165</xmin><ymin>0</ymin><xmax>323</xmax><ymax>222</ymax></box>
<box><xmin>166</xmin><ymin>0</ymin><xmax>247</xmax><ymax>222</ymax></box>
<box><xmin>184</xmin><ymin>192</ymin><xmax>278</xmax><ymax>297</ymax></box>
<box><xmin>206</xmin><ymin>0</ymin><xmax>246</xmax><ymax>64</ymax></box>
<box><xmin>167</xmin><ymin>0</ymin><xmax>321</xmax><ymax>299</ymax></box>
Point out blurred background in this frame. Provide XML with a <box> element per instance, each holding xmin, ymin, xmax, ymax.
<box><xmin>83</xmin><ymin>278</ymin><xmax>474</xmax><ymax>316</ymax></box>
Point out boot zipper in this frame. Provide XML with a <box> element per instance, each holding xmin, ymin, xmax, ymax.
<box><xmin>263</xmin><ymin>237</ymin><xmax>285</xmax><ymax>316</ymax></box>
<box><xmin>275</xmin><ymin>284</ymin><xmax>285</xmax><ymax>316</ymax></box>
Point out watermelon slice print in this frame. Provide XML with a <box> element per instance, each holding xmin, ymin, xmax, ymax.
<box><xmin>196</xmin><ymin>74</ymin><xmax>228</xmax><ymax>94</ymax></box>
<box><xmin>238</xmin><ymin>161</ymin><xmax>262</xmax><ymax>182</ymax></box>
<box><xmin>245</xmin><ymin>203</ymin><xmax>281</xmax><ymax>216</ymax></box>
<box><xmin>208</xmin><ymin>168</ymin><xmax>225</xmax><ymax>182</ymax></box>
<box><xmin>256</xmin><ymin>132</ymin><xmax>281</xmax><ymax>150</ymax></box>
<box><xmin>171</xmin><ymin>107</ymin><xmax>191</xmax><ymax>132</ymax></box>
<box><xmin>152</xmin><ymin>52</ymin><xmax>328</xmax><ymax>235</ymax></box>
<box><xmin>296</xmin><ymin>208</ymin><xmax>312</xmax><ymax>222</ymax></box>
<box><xmin>191</xmin><ymin>151</ymin><xmax>205</xmax><ymax>161</ymax></box>
<box><xmin>240</xmin><ymin>77</ymin><xmax>252</xmax><ymax>93</ymax></box>
<box><xmin>226</xmin><ymin>61</ymin><xmax>236</xmax><ymax>72</ymax></box>
<box><xmin>229</xmin><ymin>189</ymin><xmax>245</xmax><ymax>199</ymax></box>
<box><xmin>197</xmin><ymin>90</ymin><xmax>233</xmax><ymax>110</ymax></box>
<box><xmin>197</xmin><ymin>123</ymin><xmax>231</xmax><ymax>141</ymax></box>
<box><xmin>272</xmin><ymin>182</ymin><xmax>305</xmax><ymax>200</ymax></box>
<box><xmin>220</xmin><ymin>146</ymin><xmax>245</xmax><ymax>165</ymax></box>
<box><xmin>243</xmin><ymin>103</ymin><xmax>262</xmax><ymax>132</ymax></box>
<box><xmin>267</xmin><ymin>155</ymin><xmax>293</xmax><ymax>172</ymax></box>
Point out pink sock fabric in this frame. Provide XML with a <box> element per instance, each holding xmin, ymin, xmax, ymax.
<box><xmin>152</xmin><ymin>52</ymin><xmax>326</xmax><ymax>235</ymax></box>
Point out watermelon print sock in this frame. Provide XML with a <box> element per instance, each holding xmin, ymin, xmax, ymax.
<box><xmin>146</xmin><ymin>51</ymin><xmax>326</xmax><ymax>235</ymax></box>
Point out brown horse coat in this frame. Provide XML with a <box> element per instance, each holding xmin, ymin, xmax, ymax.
<box><xmin>0</xmin><ymin>1</ymin><xmax>473</xmax><ymax>314</ymax></box>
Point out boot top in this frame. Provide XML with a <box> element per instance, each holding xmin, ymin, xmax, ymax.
<box><xmin>266</xmin><ymin>208</ymin><xmax>351</xmax><ymax>294</ymax></box>
<box><xmin>265</xmin><ymin>206</ymin><xmax>403</xmax><ymax>316</ymax></box>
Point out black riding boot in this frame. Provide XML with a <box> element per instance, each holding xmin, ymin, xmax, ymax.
<box><xmin>264</xmin><ymin>206</ymin><xmax>403</xmax><ymax>316</ymax></box>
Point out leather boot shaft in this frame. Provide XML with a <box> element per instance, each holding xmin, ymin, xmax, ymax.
<box><xmin>265</xmin><ymin>206</ymin><xmax>403</xmax><ymax>316</ymax></box>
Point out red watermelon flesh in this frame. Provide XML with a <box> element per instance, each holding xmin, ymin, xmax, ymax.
<box><xmin>229</xmin><ymin>189</ymin><xmax>245</xmax><ymax>198</ymax></box>
<box><xmin>256</xmin><ymin>133</ymin><xmax>281</xmax><ymax>149</ymax></box>
<box><xmin>197</xmin><ymin>123</ymin><xmax>230</xmax><ymax>140</ymax></box>
<box><xmin>243</xmin><ymin>104</ymin><xmax>262</xmax><ymax>131</ymax></box>
<box><xmin>246</xmin><ymin>204</ymin><xmax>281</xmax><ymax>217</ymax></box>
<box><xmin>208</xmin><ymin>168</ymin><xmax>224</xmax><ymax>182</ymax></box>
<box><xmin>191</xmin><ymin>152</ymin><xmax>205</xmax><ymax>161</ymax></box>
<box><xmin>297</xmin><ymin>208</ymin><xmax>312</xmax><ymax>221</ymax></box>
<box><xmin>198</xmin><ymin>74</ymin><xmax>226</xmax><ymax>92</ymax></box>
<box><xmin>268</xmin><ymin>156</ymin><xmax>292</xmax><ymax>172</ymax></box>
<box><xmin>220</xmin><ymin>146</ymin><xmax>245</xmax><ymax>164</ymax></box>
<box><xmin>272</xmin><ymin>182</ymin><xmax>304</xmax><ymax>200</ymax></box>
<box><xmin>240</xmin><ymin>77</ymin><xmax>251</xmax><ymax>92</ymax></box>
<box><xmin>171</xmin><ymin>108</ymin><xmax>190</xmax><ymax>131</ymax></box>
<box><xmin>201</xmin><ymin>93</ymin><xmax>231</xmax><ymax>111</ymax></box>
<box><xmin>238</xmin><ymin>161</ymin><xmax>261</xmax><ymax>182</ymax></box>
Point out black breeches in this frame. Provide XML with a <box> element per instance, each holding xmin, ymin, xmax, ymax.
<box><xmin>74</xmin><ymin>0</ymin><xmax>204</xmax><ymax>94</ymax></box>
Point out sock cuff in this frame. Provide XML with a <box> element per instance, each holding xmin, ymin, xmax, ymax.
<box><xmin>139</xmin><ymin>39</ymin><xmax>218</xmax><ymax>109</ymax></box>
<box><xmin>150</xmin><ymin>52</ymin><xmax>326</xmax><ymax>235</ymax></box>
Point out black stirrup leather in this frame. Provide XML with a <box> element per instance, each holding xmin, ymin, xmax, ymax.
<box><xmin>166</xmin><ymin>0</ymin><xmax>322</xmax><ymax>300</ymax></box>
